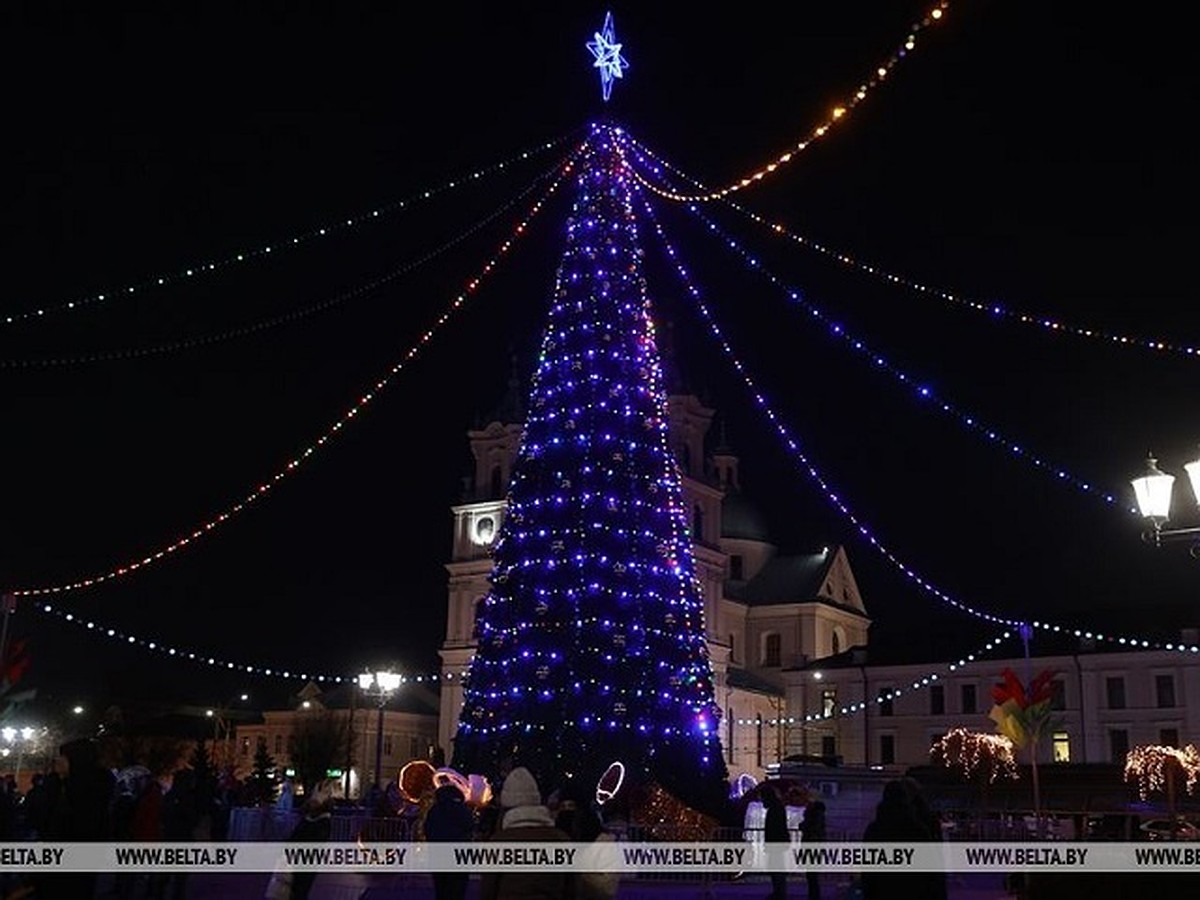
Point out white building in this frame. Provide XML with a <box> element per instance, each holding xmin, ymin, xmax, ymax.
<box><xmin>783</xmin><ymin>640</ymin><xmax>1200</xmax><ymax>772</ymax></box>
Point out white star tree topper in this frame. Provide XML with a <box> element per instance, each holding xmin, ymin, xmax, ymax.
<box><xmin>586</xmin><ymin>11</ymin><xmax>630</xmax><ymax>102</ymax></box>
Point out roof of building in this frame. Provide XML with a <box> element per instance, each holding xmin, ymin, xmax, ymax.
<box><xmin>292</xmin><ymin>681</ymin><xmax>440</xmax><ymax>718</ymax></box>
<box><xmin>727</xmin><ymin>551</ymin><xmax>839</xmax><ymax>607</ymax></box>
<box><xmin>726</xmin><ymin>667</ymin><xmax>785</xmax><ymax>696</ymax></box>
<box><xmin>720</xmin><ymin>490</ymin><xmax>772</xmax><ymax>542</ymax></box>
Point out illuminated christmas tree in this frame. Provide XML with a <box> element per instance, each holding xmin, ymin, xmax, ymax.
<box><xmin>451</xmin><ymin>122</ymin><xmax>728</xmax><ymax>814</ymax></box>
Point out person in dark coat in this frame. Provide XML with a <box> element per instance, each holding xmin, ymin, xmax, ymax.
<box><xmin>799</xmin><ymin>800</ymin><xmax>827</xmax><ymax>900</ymax></box>
<box><xmin>286</xmin><ymin>781</ymin><xmax>336</xmax><ymax>900</ymax></box>
<box><xmin>861</xmin><ymin>779</ymin><xmax>947</xmax><ymax>900</ymax></box>
<box><xmin>36</xmin><ymin>738</ymin><xmax>117</xmax><ymax>900</ymax></box>
<box><xmin>424</xmin><ymin>783</ymin><xmax>476</xmax><ymax>900</ymax></box>
<box><xmin>762</xmin><ymin>784</ymin><xmax>791</xmax><ymax>899</ymax></box>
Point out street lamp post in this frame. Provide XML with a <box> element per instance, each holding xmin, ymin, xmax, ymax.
<box><xmin>1131</xmin><ymin>453</ymin><xmax>1200</xmax><ymax>555</ymax></box>
<box><xmin>205</xmin><ymin>692</ymin><xmax>249</xmax><ymax>772</ymax></box>
<box><xmin>357</xmin><ymin>670</ymin><xmax>402</xmax><ymax>793</ymax></box>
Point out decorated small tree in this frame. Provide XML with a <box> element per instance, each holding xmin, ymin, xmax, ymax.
<box><xmin>931</xmin><ymin>727</ymin><xmax>1018</xmax><ymax>837</ymax></box>
<box><xmin>1125</xmin><ymin>743</ymin><xmax>1200</xmax><ymax>836</ymax></box>
<box><xmin>988</xmin><ymin>667</ymin><xmax>1061</xmax><ymax>833</ymax></box>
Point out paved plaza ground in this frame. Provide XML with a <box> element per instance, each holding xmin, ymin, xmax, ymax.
<box><xmin>167</xmin><ymin>870</ymin><xmax>1013</xmax><ymax>899</ymax></box>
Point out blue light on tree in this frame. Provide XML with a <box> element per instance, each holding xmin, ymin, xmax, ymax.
<box><xmin>586</xmin><ymin>11</ymin><xmax>629</xmax><ymax>102</ymax></box>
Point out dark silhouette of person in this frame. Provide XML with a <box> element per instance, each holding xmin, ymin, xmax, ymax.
<box><xmin>799</xmin><ymin>800</ymin><xmax>827</xmax><ymax>900</ymax></box>
<box><xmin>287</xmin><ymin>782</ymin><xmax>335</xmax><ymax>900</ymax></box>
<box><xmin>861</xmin><ymin>779</ymin><xmax>947</xmax><ymax>900</ymax></box>
<box><xmin>763</xmin><ymin>784</ymin><xmax>791</xmax><ymax>899</ymax></box>
<box><xmin>36</xmin><ymin>738</ymin><xmax>116</xmax><ymax>900</ymax></box>
<box><xmin>424</xmin><ymin>783</ymin><xmax>476</xmax><ymax>900</ymax></box>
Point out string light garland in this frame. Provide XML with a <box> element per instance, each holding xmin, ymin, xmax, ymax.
<box><xmin>931</xmin><ymin>727</ymin><xmax>1018</xmax><ymax>783</ymax></box>
<box><xmin>0</xmin><ymin>160</ymin><xmax>568</xmax><ymax>369</ymax></box>
<box><xmin>1</xmin><ymin>131</ymin><xmax>577</xmax><ymax>329</ymax></box>
<box><xmin>631</xmin><ymin>161</ymin><xmax>1200</xmax><ymax>656</ymax></box>
<box><xmin>640</xmin><ymin>2</ymin><xmax>950</xmax><ymax>203</ymax></box>
<box><xmin>630</xmin><ymin>146</ymin><xmax>1131</xmax><ymax>514</ymax></box>
<box><xmin>733</xmin><ymin>632</ymin><xmax>1014</xmax><ymax>727</ymax></box>
<box><xmin>32</xmin><ymin>595</ymin><xmax>470</xmax><ymax>684</ymax></box>
<box><xmin>1124</xmin><ymin>743</ymin><xmax>1200</xmax><ymax>801</ymax></box>
<box><xmin>8</xmin><ymin>147</ymin><xmax>582</xmax><ymax>598</ymax></box>
<box><xmin>634</xmin><ymin>140</ymin><xmax>1200</xmax><ymax>361</ymax></box>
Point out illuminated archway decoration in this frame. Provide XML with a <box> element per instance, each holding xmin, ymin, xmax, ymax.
<box><xmin>397</xmin><ymin>759</ymin><xmax>436</xmax><ymax>803</ymax></box>
<box><xmin>731</xmin><ymin>772</ymin><xmax>758</xmax><ymax>799</ymax></box>
<box><xmin>595</xmin><ymin>761</ymin><xmax>626</xmax><ymax>806</ymax></box>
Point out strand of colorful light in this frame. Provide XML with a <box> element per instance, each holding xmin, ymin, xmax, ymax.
<box><xmin>2</xmin><ymin>130</ymin><xmax>578</xmax><ymax>328</ymax></box>
<box><xmin>639</xmin><ymin>2</ymin><xmax>950</xmax><ymax>203</ymax></box>
<box><xmin>0</xmin><ymin>159</ymin><xmax>565</xmax><ymax>369</ymax></box>
<box><xmin>630</xmin><ymin>145</ymin><xmax>1130</xmax><ymax>514</ymax></box>
<box><xmin>635</xmin><ymin>139</ymin><xmax>1200</xmax><ymax>360</ymax></box>
<box><xmin>9</xmin><ymin>147</ymin><xmax>582</xmax><ymax>597</ymax></box>
<box><xmin>30</xmin><ymin>598</ymin><xmax>469</xmax><ymax>684</ymax></box>
<box><xmin>633</xmin><ymin>174</ymin><xmax>1200</xmax><ymax>655</ymax></box>
<box><xmin>733</xmin><ymin>631</ymin><xmax>1014</xmax><ymax>726</ymax></box>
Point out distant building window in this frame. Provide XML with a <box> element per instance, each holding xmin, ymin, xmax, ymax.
<box><xmin>1106</xmin><ymin>677</ymin><xmax>1126</xmax><ymax>710</ymax></box>
<box><xmin>930</xmin><ymin>685</ymin><xmax>945</xmax><ymax>715</ymax></box>
<box><xmin>1109</xmin><ymin>729</ymin><xmax>1130</xmax><ymax>765</ymax></box>
<box><xmin>821</xmin><ymin>689</ymin><xmax>837</xmax><ymax>718</ymax></box>
<box><xmin>729</xmin><ymin>555</ymin><xmax>744</xmax><ymax>581</ymax></box>
<box><xmin>877</xmin><ymin>688</ymin><xmax>894</xmax><ymax>717</ymax></box>
<box><xmin>763</xmin><ymin>633</ymin><xmax>781</xmax><ymax>668</ymax></box>
<box><xmin>383</xmin><ymin>735</ymin><xmax>393</xmax><ymax>757</ymax></box>
<box><xmin>489</xmin><ymin>465</ymin><xmax>502</xmax><ymax>497</ymax></box>
<box><xmin>1053</xmin><ymin>732</ymin><xmax>1070</xmax><ymax>763</ymax></box>
<box><xmin>821</xmin><ymin>736</ymin><xmax>836</xmax><ymax>759</ymax></box>
<box><xmin>1156</xmin><ymin>675</ymin><xmax>1176</xmax><ymax>709</ymax></box>
<box><xmin>729</xmin><ymin>633</ymin><xmax>737</xmax><ymax>663</ymax></box>
<box><xmin>880</xmin><ymin>735</ymin><xmax>895</xmax><ymax>765</ymax></box>
<box><xmin>961</xmin><ymin>684</ymin><xmax>977</xmax><ymax>715</ymax></box>
<box><xmin>831</xmin><ymin>631</ymin><xmax>841</xmax><ymax>655</ymax></box>
<box><xmin>1160</xmin><ymin>728</ymin><xmax>1180</xmax><ymax>748</ymax></box>
<box><xmin>241</xmin><ymin>737</ymin><xmax>250</xmax><ymax>757</ymax></box>
<box><xmin>1050</xmin><ymin>679</ymin><xmax>1066</xmax><ymax>711</ymax></box>
<box><xmin>693</xmin><ymin>504</ymin><xmax>704</xmax><ymax>542</ymax></box>
<box><xmin>410</xmin><ymin>736</ymin><xmax>421</xmax><ymax>759</ymax></box>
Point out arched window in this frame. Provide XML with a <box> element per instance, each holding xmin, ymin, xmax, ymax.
<box><xmin>692</xmin><ymin>504</ymin><xmax>704</xmax><ymax>542</ymax></box>
<box><xmin>471</xmin><ymin>597</ymin><xmax>486</xmax><ymax>641</ymax></box>
<box><xmin>831</xmin><ymin>631</ymin><xmax>841</xmax><ymax>655</ymax></box>
<box><xmin>762</xmin><ymin>632</ymin><xmax>781</xmax><ymax>667</ymax></box>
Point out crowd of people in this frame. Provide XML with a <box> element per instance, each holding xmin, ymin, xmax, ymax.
<box><xmin>0</xmin><ymin>737</ymin><xmax>961</xmax><ymax>900</ymax></box>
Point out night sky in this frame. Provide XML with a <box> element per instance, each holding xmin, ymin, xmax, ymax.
<box><xmin>3</xmin><ymin>2</ymin><xmax>1199</xmax><ymax>721</ymax></box>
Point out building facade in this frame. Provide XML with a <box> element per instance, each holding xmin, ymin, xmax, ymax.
<box><xmin>233</xmin><ymin>681</ymin><xmax>439</xmax><ymax>798</ymax></box>
<box><xmin>781</xmin><ymin>643</ymin><xmax>1200</xmax><ymax>772</ymax></box>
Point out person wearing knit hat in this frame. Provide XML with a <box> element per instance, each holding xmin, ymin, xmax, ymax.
<box><xmin>499</xmin><ymin>766</ymin><xmax>542</xmax><ymax>810</ymax></box>
<box><xmin>479</xmin><ymin>767</ymin><xmax>579</xmax><ymax>900</ymax></box>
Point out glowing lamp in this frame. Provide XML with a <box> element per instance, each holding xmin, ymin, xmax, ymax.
<box><xmin>1132</xmin><ymin>452</ymin><xmax>1200</xmax><ymax>553</ymax></box>
<box><xmin>1132</xmin><ymin>455</ymin><xmax>1175</xmax><ymax>522</ymax></box>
